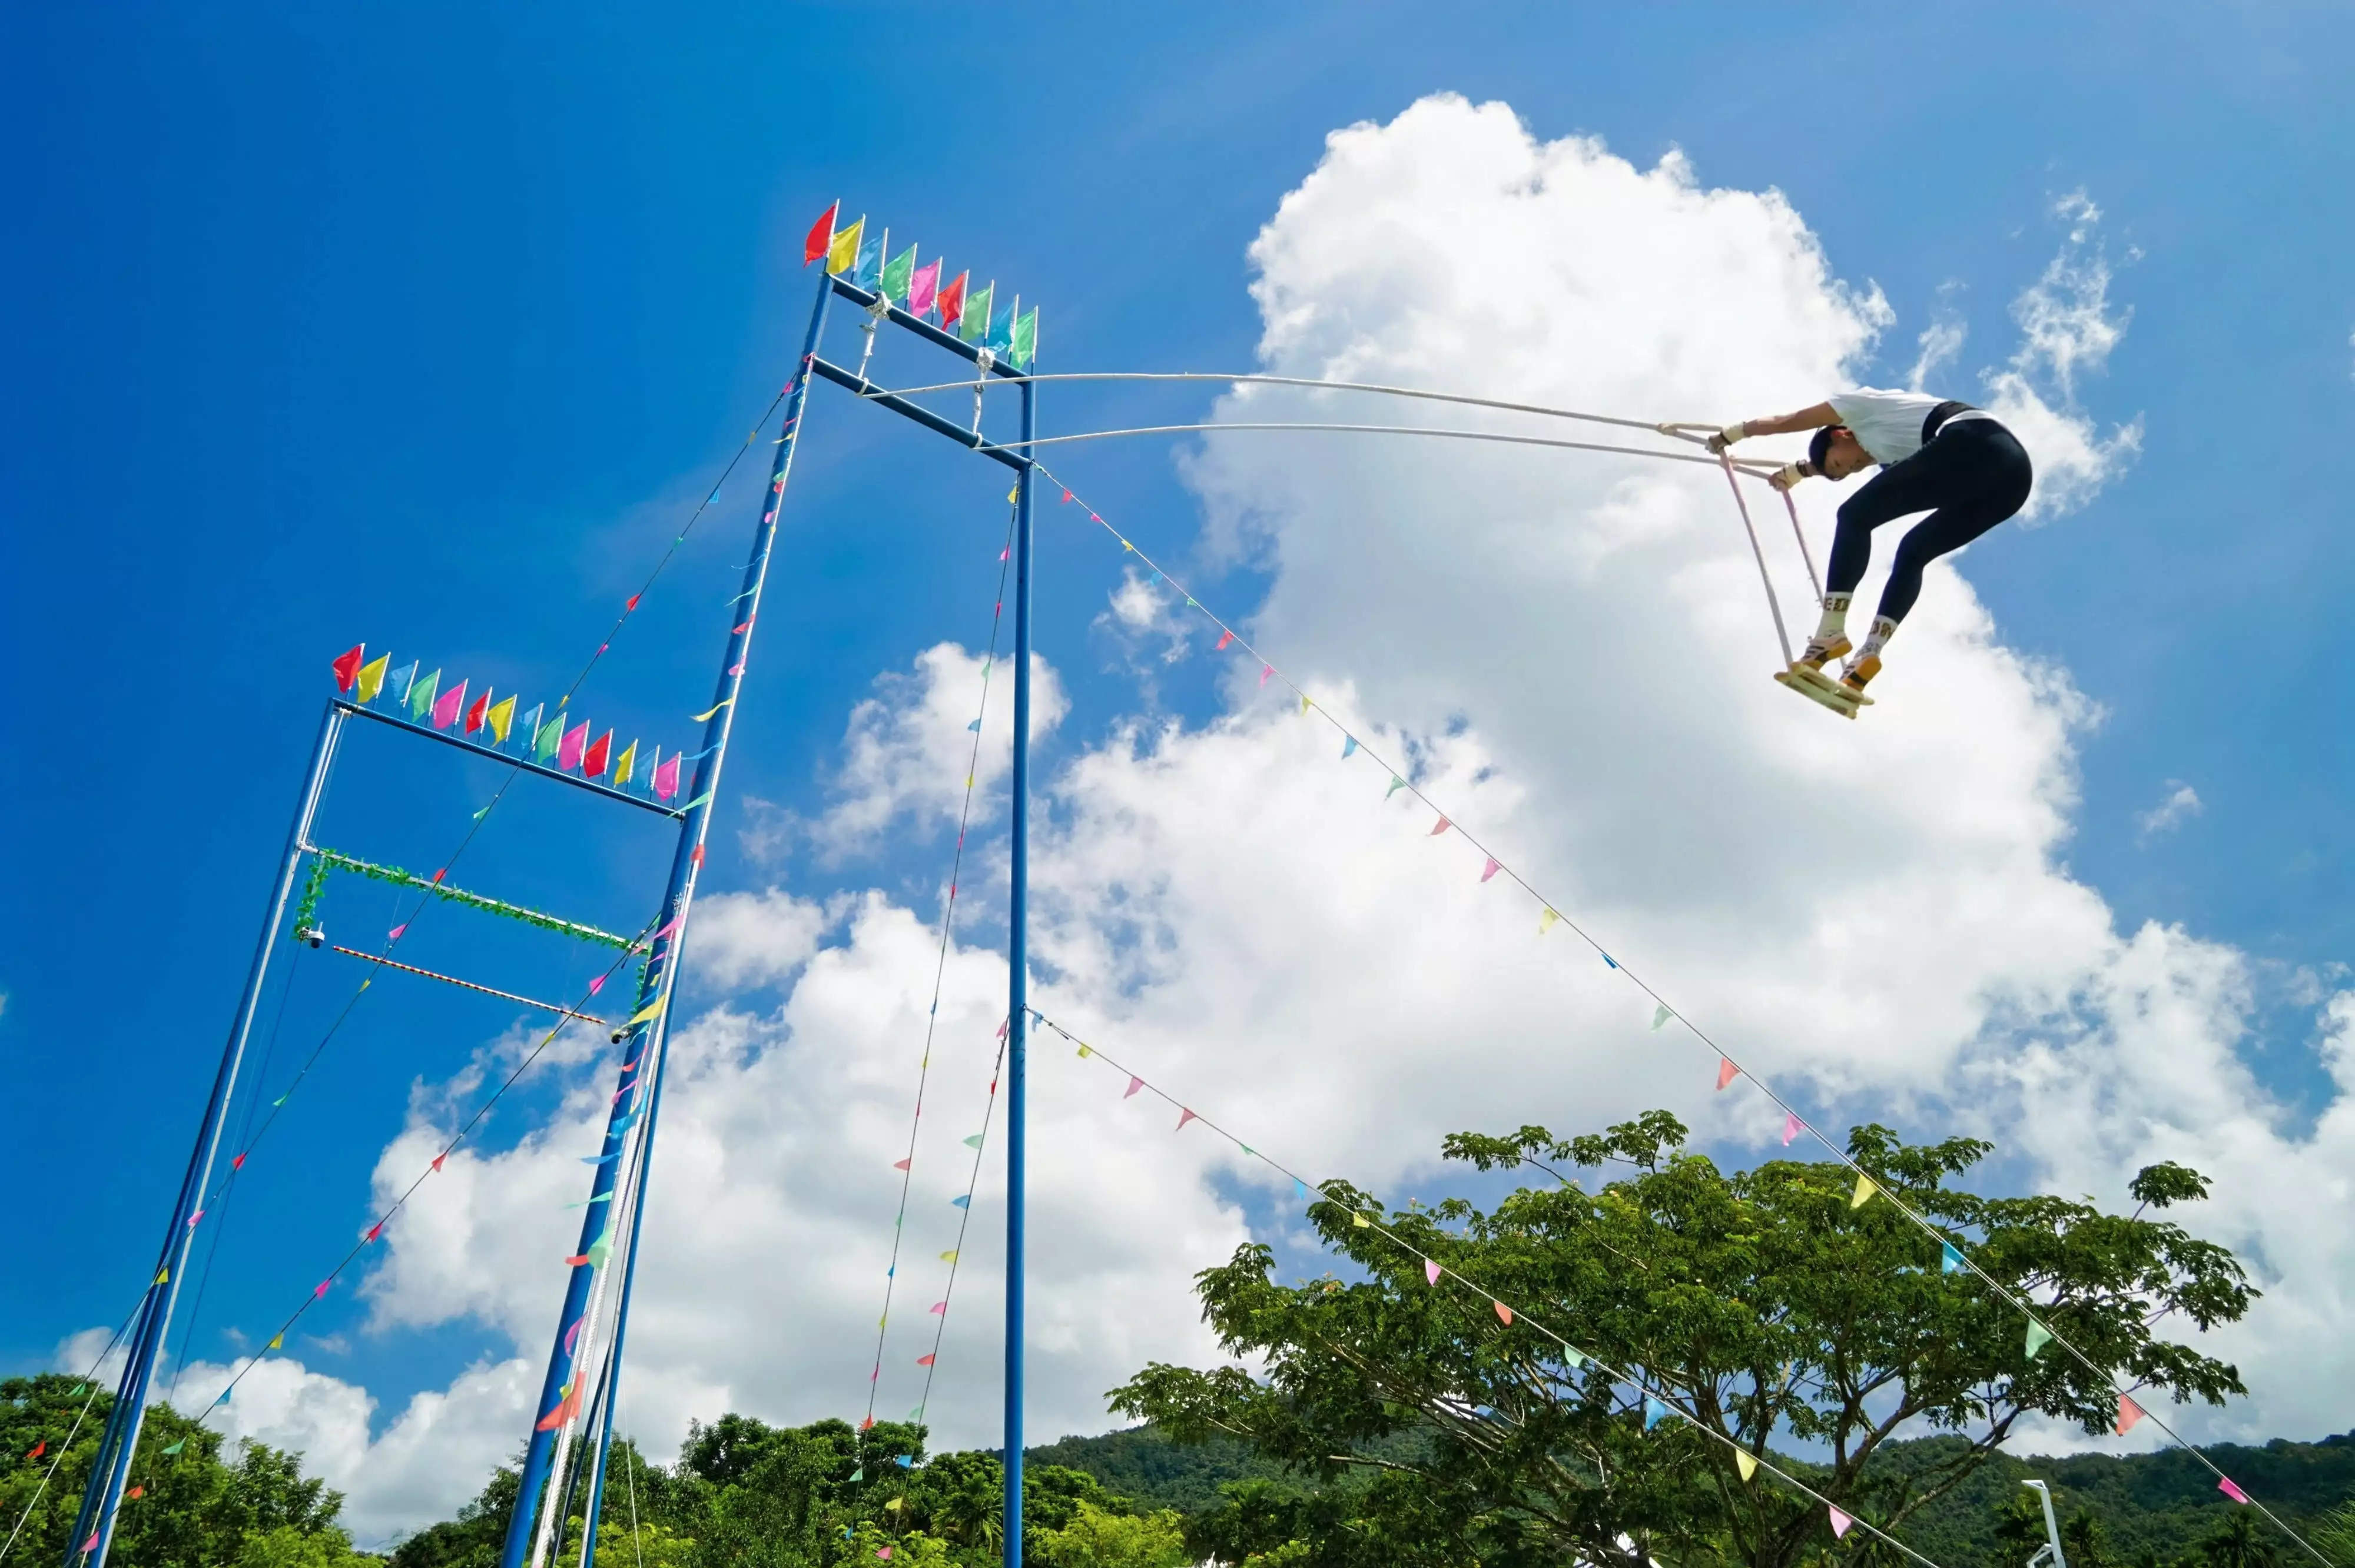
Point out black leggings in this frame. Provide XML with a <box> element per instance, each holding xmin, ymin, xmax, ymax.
<box><xmin>1826</xmin><ymin>420</ymin><xmax>2034</xmax><ymax>624</ymax></box>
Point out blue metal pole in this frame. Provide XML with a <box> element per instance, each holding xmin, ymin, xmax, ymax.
<box><xmin>498</xmin><ymin>266</ymin><xmax>834</xmax><ymax>1568</ymax></box>
<box><xmin>1001</xmin><ymin>377</ymin><xmax>1036</xmax><ymax>1568</ymax></box>
<box><xmin>69</xmin><ymin>702</ymin><xmax>346</xmax><ymax>1568</ymax></box>
<box><xmin>568</xmin><ymin>1002</ymin><xmax>677</xmax><ymax>1565</ymax></box>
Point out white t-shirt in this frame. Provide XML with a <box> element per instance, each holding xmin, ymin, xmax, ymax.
<box><xmin>1827</xmin><ymin>387</ymin><xmax>1992</xmax><ymax>466</ymax></box>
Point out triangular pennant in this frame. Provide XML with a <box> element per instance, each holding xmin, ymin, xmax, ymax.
<box><xmin>1782</xmin><ymin>1111</ymin><xmax>1802</xmax><ymax>1145</ymax></box>
<box><xmin>2025</xmin><ymin>1320</ymin><xmax>2054</xmax><ymax>1358</ymax></box>
<box><xmin>1386</xmin><ymin>776</ymin><xmax>1408</xmax><ymax>799</ymax></box>
<box><xmin>1298</xmin><ymin>693</ymin><xmax>1311</xmax><ymax>714</ymax></box>
<box><xmin>892</xmin><ymin>1157</ymin><xmax>911</xmax><ymax>1171</ymax></box>
<box><xmin>464</xmin><ymin>687</ymin><xmax>490</xmax><ymax>734</ymax></box>
<box><xmin>612</xmin><ymin>739</ymin><xmax>638</xmax><ymax>786</ymax></box>
<box><xmin>1176</xmin><ymin>1108</ymin><xmax>1198</xmax><ymax>1131</ymax></box>
<box><xmin>1851</xmin><ymin>1172</ymin><xmax>1877</xmax><ymax>1209</ymax></box>
<box><xmin>938</xmin><ymin>1250</ymin><xmax>958</xmax><ymax>1263</ymax></box>
<box><xmin>2116</xmin><ymin>1393</ymin><xmax>2146</xmax><ymax>1435</ymax></box>
<box><xmin>1540</xmin><ymin>909</ymin><xmax>1560</xmax><ymax>934</ymax></box>
<box><xmin>1215</xmin><ymin>630</ymin><xmax>1234</xmax><ymax>650</ymax></box>
<box><xmin>356</xmin><ymin>653</ymin><xmax>390</xmax><ymax>705</ymax></box>
<box><xmin>1716</xmin><ymin>1056</ymin><xmax>1739</xmax><ymax>1091</ymax></box>
<box><xmin>1652</xmin><ymin>1004</ymin><xmax>1672</xmax><ymax>1031</ymax></box>
<box><xmin>1493</xmin><ymin>1301</ymin><xmax>1513</xmax><ymax>1326</ymax></box>
<box><xmin>386</xmin><ymin>660</ymin><xmax>418</xmax><ymax>707</ymax></box>
<box><xmin>950</xmin><ymin>1195</ymin><xmax>970</xmax><ymax>1209</ymax></box>
<box><xmin>1341</xmin><ymin>736</ymin><xmax>1358</xmax><ymax>759</ymax></box>
<box><xmin>1734</xmin><ymin>1449</ymin><xmax>1757</xmax><ymax>1481</ymax></box>
<box><xmin>583</xmin><ymin>730</ymin><xmax>612</xmax><ymax>779</ymax></box>
<box><xmin>409</xmin><ymin>667</ymin><xmax>441</xmax><ymax>720</ymax></box>
<box><xmin>558</xmin><ymin>720</ymin><xmax>589</xmax><ymax>772</ymax></box>
<box><xmin>2218</xmin><ymin>1477</ymin><xmax>2250</xmax><ymax>1504</ymax></box>
<box><xmin>908</xmin><ymin>258</ymin><xmax>941</xmax><ymax>318</ymax></box>
<box><xmin>1644</xmin><ymin>1396</ymin><xmax>1671</xmax><ymax>1430</ymax></box>
<box><xmin>1827</xmin><ymin>1505</ymin><xmax>1853</xmax><ymax>1539</ymax></box>
<box><xmin>1351</xmin><ymin>1212</ymin><xmax>1370</xmax><ymax>1228</ymax></box>
<box><xmin>963</xmin><ymin>1134</ymin><xmax>984</xmax><ymax>1148</ymax></box>
<box><xmin>1941</xmin><ymin>1241</ymin><xmax>1965</xmax><ymax>1273</ymax></box>
<box><xmin>1480</xmin><ymin>857</ymin><xmax>1501</xmax><ymax>882</ymax></box>
<box><xmin>1424</xmin><ymin>1258</ymin><xmax>1440</xmax><ymax>1285</ymax></box>
<box><xmin>161</xmin><ymin>1439</ymin><xmax>186</xmax><ymax>1456</ymax></box>
<box><xmin>827</xmin><ymin>216</ymin><xmax>863</xmax><ymax>276</ymax></box>
<box><xmin>1259</xmin><ymin>663</ymin><xmax>1274</xmax><ymax>687</ymax></box>
<box><xmin>929</xmin><ymin>1301</ymin><xmax>947</xmax><ymax>1314</ymax></box>
<box><xmin>803</xmin><ymin>201</ymin><xmax>839</xmax><ymax>265</ymax></box>
<box><xmin>432</xmin><ymin>679</ymin><xmax>466</xmax><ymax>731</ymax></box>
<box><xmin>332</xmin><ymin>645</ymin><xmax>364</xmax><ymax>691</ymax></box>
<box><xmin>1123</xmin><ymin>1076</ymin><xmax>1143</xmax><ymax>1099</ymax></box>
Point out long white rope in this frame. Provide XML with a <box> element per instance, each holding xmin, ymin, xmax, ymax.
<box><xmin>975</xmin><ymin>420</ymin><xmax>1779</xmax><ymax>474</ymax></box>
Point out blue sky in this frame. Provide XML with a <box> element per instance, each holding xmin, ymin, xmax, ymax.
<box><xmin>6</xmin><ymin>0</ymin><xmax>2354</xmax><ymax>1537</ymax></box>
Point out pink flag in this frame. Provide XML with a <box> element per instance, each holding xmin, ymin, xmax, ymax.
<box><xmin>432</xmin><ymin>679</ymin><xmax>467</xmax><ymax>730</ymax></box>
<box><xmin>313</xmin><ymin>1280</ymin><xmax>331</xmax><ymax>1298</ymax></box>
<box><xmin>558</xmin><ymin>721</ymin><xmax>589</xmax><ymax>772</ymax></box>
<box><xmin>564</xmin><ymin>1317</ymin><xmax>583</xmax><ymax>1354</ymax></box>
<box><xmin>650</xmin><ymin>913</ymin><xmax>684</xmax><ymax>942</ymax></box>
<box><xmin>1259</xmin><ymin>663</ymin><xmax>1273</xmax><ymax>687</ymax></box>
<box><xmin>893</xmin><ymin>1158</ymin><xmax>911</xmax><ymax>1171</ymax></box>
<box><xmin>588</xmin><ymin>975</ymin><xmax>604</xmax><ymax>994</ymax></box>
<box><xmin>389</xmin><ymin>922</ymin><xmax>408</xmax><ymax>941</ymax></box>
<box><xmin>654</xmin><ymin>752</ymin><xmax>682</xmax><ymax>802</ymax></box>
<box><xmin>996</xmin><ymin>1018</ymin><xmax>1009</xmax><ymax>1040</ymax></box>
<box><xmin>432</xmin><ymin>1152</ymin><xmax>447</xmax><ymax>1172</ymax></box>
<box><xmin>930</xmin><ymin>1301</ymin><xmax>947</xmax><ymax>1314</ymax></box>
<box><xmin>1827</xmin><ymin>1506</ymin><xmax>1853</xmax><ymax>1539</ymax></box>
<box><xmin>1481</xmin><ymin>858</ymin><xmax>1500</xmax><ymax>882</ymax></box>
<box><xmin>1782</xmin><ymin>1112</ymin><xmax>1802</xmax><ymax>1146</ymax></box>
<box><xmin>1061</xmin><ymin>489</ymin><xmax>1073</xmax><ymax>503</ymax></box>
<box><xmin>1176</xmin><ymin>1108</ymin><xmax>1197</xmax><ymax>1131</ymax></box>
<box><xmin>1123</xmin><ymin>1077</ymin><xmax>1143</xmax><ymax>1099</ymax></box>
<box><xmin>364</xmin><ymin>1222</ymin><xmax>382</xmax><ymax>1243</ymax></box>
<box><xmin>1716</xmin><ymin>1057</ymin><xmax>1739</xmax><ymax>1091</ymax></box>
<box><xmin>2116</xmin><ymin>1394</ymin><xmax>2145</xmax><ymax>1435</ymax></box>
<box><xmin>732</xmin><ymin>617</ymin><xmax>755</xmax><ymax>633</ymax></box>
<box><xmin>1429</xmin><ymin>816</ymin><xmax>1451</xmax><ymax>836</ymax></box>
<box><xmin>1216</xmin><ymin>630</ymin><xmax>1234</xmax><ymax>650</ymax></box>
<box><xmin>81</xmin><ymin>1535</ymin><xmax>98</xmax><ymax>1554</ymax></box>
<box><xmin>1493</xmin><ymin>1301</ymin><xmax>1512</xmax><ymax>1326</ymax></box>
<box><xmin>916</xmin><ymin>1353</ymin><xmax>936</xmax><ymax>1367</ymax></box>
<box><xmin>999</xmin><ymin>546</ymin><xmax>1009</xmax><ymax>561</ymax></box>
<box><xmin>2218</xmin><ymin>1477</ymin><xmax>2250</xmax><ymax>1504</ymax></box>
<box><xmin>907</xmin><ymin>259</ymin><xmax>941</xmax><ymax>318</ymax></box>
<box><xmin>1424</xmin><ymin>1259</ymin><xmax>1441</xmax><ymax>1285</ymax></box>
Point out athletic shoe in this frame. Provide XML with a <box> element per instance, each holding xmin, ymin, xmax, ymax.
<box><xmin>1798</xmin><ymin>634</ymin><xmax>1852</xmax><ymax>670</ymax></box>
<box><xmin>1841</xmin><ymin>655</ymin><xmax>1881</xmax><ymax>695</ymax></box>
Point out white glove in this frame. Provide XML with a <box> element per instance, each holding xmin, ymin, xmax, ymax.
<box><xmin>1704</xmin><ymin>422</ymin><xmax>1747</xmax><ymax>455</ymax></box>
<box><xmin>1768</xmin><ymin>463</ymin><xmax>1807</xmax><ymax>493</ymax></box>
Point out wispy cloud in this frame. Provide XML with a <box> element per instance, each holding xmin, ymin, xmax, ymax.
<box><xmin>2137</xmin><ymin>779</ymin><xmax>2204</xmax><ymax>840</ymax></box>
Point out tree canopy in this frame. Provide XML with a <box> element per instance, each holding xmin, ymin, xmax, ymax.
<box><xmin>1110</xmin><ymin>1111</ymin><xmax>2257</xmax><ymax>1568</ymax></box>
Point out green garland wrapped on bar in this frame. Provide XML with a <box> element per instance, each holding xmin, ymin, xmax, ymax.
<box><xmin>292</xmin><ymin>855</ymin><xmax>332</xmax><ymax>937</ymax></box>
<box><xmin>300</xmin><ymin>846</ymin><xmax>636</xmax><ymax>950</ymax></box>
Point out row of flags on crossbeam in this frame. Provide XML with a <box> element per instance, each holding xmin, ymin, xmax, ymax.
<box><xmin>331</xmin><ymin>644</ymin><xmax>697</xmax><ymax>802</ymax></box>
<box><xmin>803</xmin><ymin>202</ymin><xmax>1037</xmax><ymax>371</ymax></box>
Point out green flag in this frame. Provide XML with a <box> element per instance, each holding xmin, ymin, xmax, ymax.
<box><xmin>161</xmin><ymin>1439</ymin><xmax>186</xmax><ymax>1456</ymax></box>
<box><xmin>960</xmin><ymin>283</ymin><xmax>993</xmax><ymax>344</ymax></box>
<box><xmin>536</xmin><ymin>714</ymin><xmax>562</xmax><ymax>763</ymax></box>
<box><xmin>409</xmin><ymin>668</ymin><xmax>440</xmax><ymax>721</ymax></box>
<box><xmin>881</xmin><ymin>245</ymin><xmax>917</xmax><ymax>303</ymax></box>
<box><xmin>2025</xmin><ymin>1320</ymin><xmax>2055</xmax><ymax>1358</ymax></box>
<box><xmin>1010</xmin><ymin>307</ymin><xmax>1037</xmax><ymax>370</ymax></box>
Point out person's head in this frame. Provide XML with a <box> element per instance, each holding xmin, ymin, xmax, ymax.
<box><xmin>1807</xmin><ymin>425</ymin><xmax>1873</xmax><ymax>480</ymax></box>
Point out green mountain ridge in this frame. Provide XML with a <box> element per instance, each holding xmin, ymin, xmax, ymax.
<box><xmin>1029</xmin><ymin>1424</ymin><xmax>2355</xmax><ymax>1563</ymax></box>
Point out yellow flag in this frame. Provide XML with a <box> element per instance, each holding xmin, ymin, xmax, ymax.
<box><xmin>1852</xmin><ymin>1172</ymin><xmax>1877</xmax><ymax>1209</ymax></box>
<box><xmin>613</xmin><ymin>739</ymin><xmax>638</xmax><ymax>786</ymax></box>
<box><xmin>1735</xmin><ymin>1450</ymin><xmax>1757</xmax><ymax>1482</ymax></box>
<box><xmin>1006</xmin><ymin>486</ymin><xmax>1018</xmax><ymax>504</ymax></box>
<box><xmin>1076</xmin><ymin>1044</ymin><xmax>1092</xmax><ymax>1058</ymax></box>
<box><xmin>1299</xmin><ymin>693</ymin><xmax>1311</xmax><ymax>714</ymax></box>
<box><xmin>485</xmin><ymin>694</ymin><xmax>516</xmax><ymax>745</ymax></box>
<box><xmin>1540</xmin><ymin>909</ymin><xmax>1560</xmax><ymax>934</ymax></box>
<box><xmin>1351</xmin><ymin>1212</ymin><xmax>1371</xmax><ymax>1228</ymax></box>
<box><xmin>827</xmin><ymin>217</ymin><xmax>863</xmax><ymax>275</ymax></box>
<box><xmin>155</xmin><ymin>1267</ymin><xmax>170</xmax><ymax>1285</ymax></box>
<box><xmin>356</xmin><ymin>653</ymin><xmax>390</xmax><ymax>705</ymax></box>
<box><xmin>628</xmin><ymin>998</ymin><xmax>665</xmax><ymax>1026</ymax></box>
<box><xmin>268</xmin><ymin>1334</ymin><xmax>284</xmax><ymax>1350</ymax></box>
<box><xmin>938</xmin><ymin>1250</ymin><xmax>958</xmax><ymax>1263</ymax></box>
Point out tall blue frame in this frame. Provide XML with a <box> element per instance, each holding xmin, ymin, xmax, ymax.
<box><xmin>67</xmin><ymin>260</ymin><xmax>1041</xmax><ymax>1568</ymax></box>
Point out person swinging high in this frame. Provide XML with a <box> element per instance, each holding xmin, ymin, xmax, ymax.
<box><xmin>1709</xmin><ymin>388</ymin><xmax>2034</xmax><ymax>716</ymax></box>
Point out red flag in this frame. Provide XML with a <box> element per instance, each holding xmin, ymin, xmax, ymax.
<box><xmin>535</xmin><ymin>1382</ymin><xmax>585</xmax><ymax>1432</ymax></box>
<box><xmin>232</xmin><ymin>1152</ymin><xmax>246</xmax><ymax>1170</ymax></box>
<box><xmin>1716</xmin><ymin>1057</ymin><xmax>1739</xmax><ymax>1091</ymax></box>
<box><xmin>331</xmin><ymin>645</ymin><xmax>364</xmax><ymax>692</ymax></box>
<box><xmin>626</xmin><ymin>593</ymin><xmax>641</xmax><ymax>611</ymax></box>
<box><xmin>2117</xmin><ymin>1394</ymin><xmax>2146</xmax><ymax>1435</ymax></box>
<box><xmin>938</xmin><ymin>270</ymin><xmax>969</xmax><ymax>331</ymax></box>
<box><xmin>1493</xmin><ymin>1301</ymin><xmax>1513</xmax><ymax>1326</ymax></box>
<box><xmin>127</xmin><ymin>1486</ymin><xmax>142</xmax><ymax>1500</ymax></box>
<box><xmin>432</xmin><ymin>1153</ymin><xmax>447</xmax><ymax>1172</ymax></box>
<box><xmin>1215</xmin><ymin>630</ymin><xmax>1234</xmax><ymax>650</ymax></box>
<box><xmin>364</xmin><ymin>1223</ymin><xmax>383</xmax><ymax>1243</ymax></box>
<box><xmin>802</xmin><ymin>201</ymin><xmax>839</xmax><ymax>265</ymax></box>
<box><xmin>25</xmin><ymin>1441</ymin><xmax>44</xmax><ymax>1461</ymax></box>
<box><xmin>464</xmin><ymin>689</ymin><xmax>490</xmax><ymax>733</ymax></box>
<box><xmin>916</xmin><ymin>1353</ymin><xmax>936</xmax><ymax>1366</ymax></box>
<box><xmin>583</xmin><ymin>730</ymin><xmax>612</xmax><ymax>779</ymax></box>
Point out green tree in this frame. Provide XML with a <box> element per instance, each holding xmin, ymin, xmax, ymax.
<box><xmin>1112</xmin><ymin>1112</ymin><xmax>2254</xmax><ymax>1568</ymax></box>
<box><xmin>1031</xmin><ymin>1501</ymin><xmax>1190</xmax><ymax>1568</ymax></box>
<box><xmin>2197</xmin><ymin>1510</ymin><xmax>2281</xmax><ymax>1568</ymax></box>
<box><xmin>2310</xmin><ymin>1497</ymin><xmax>2355</xmax><ymax>1568</ymax></box>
